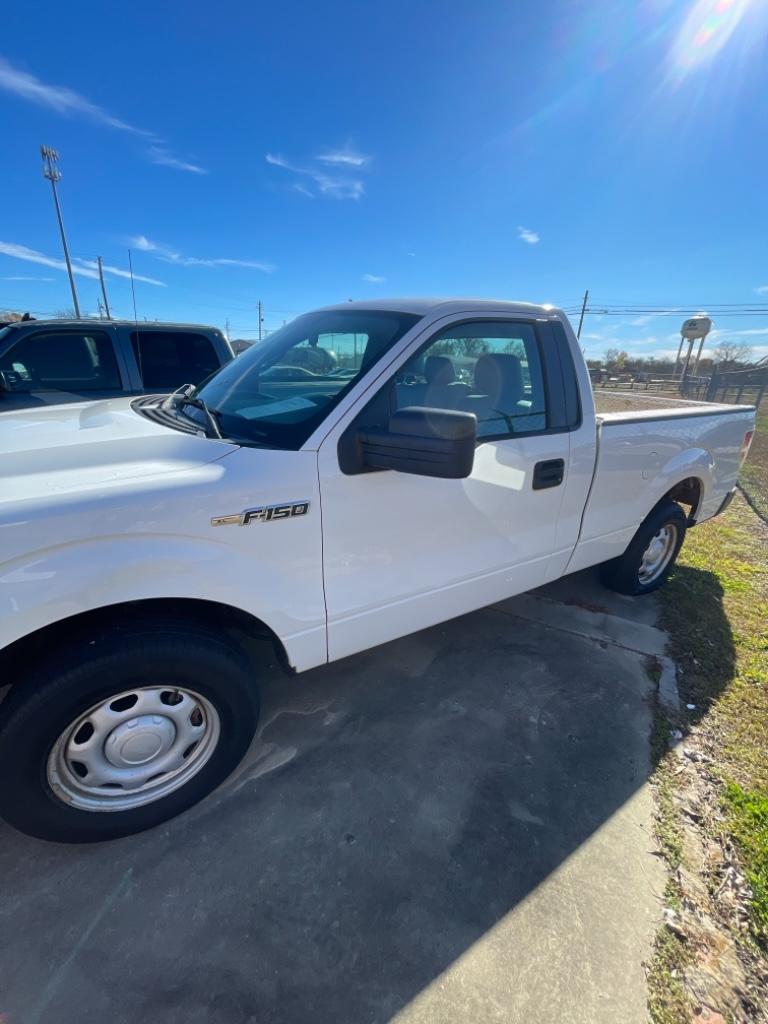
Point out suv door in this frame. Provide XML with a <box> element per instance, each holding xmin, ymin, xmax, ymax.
<box><xmin>0</xmin><ymin>326</ymin><xmax>125</xmax><ymax>410</ymax></box>
<box><xmin>317</xmin><ymin>316</ymin><xmax>576</xmax><ymax>661</ymax></box>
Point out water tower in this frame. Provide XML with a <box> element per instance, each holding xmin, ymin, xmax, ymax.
<box><xmin>675</xmin><ymin>316</ymin><xmax>712</xmax><ymax>378</ymax></box>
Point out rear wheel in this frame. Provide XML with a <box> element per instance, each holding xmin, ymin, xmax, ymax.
<box><xmin>0</xmin><ymin>622</ymin><xmax>259</xmax><ymax>843</ymax></box>
<box><xmin>600</xmin><ymin>499</ymin><xmax>687</xmax><ymax>596</ymax></box>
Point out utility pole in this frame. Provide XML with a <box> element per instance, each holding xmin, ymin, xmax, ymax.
<box><xmin>258</xmin><ymin>301</ymin><xmax>264</xmax><ymax>341</ymax></box>
<box><xmin>41</xmin><ymin>145</ymin><xmax>81</xmax><ymax>317</ymax></box>
<box><xmin>96</xmin><ymin>256</ymin><xmax>112</xmax><ymax>319</ymax></box>
<box><xmin>576</xmin><ymin>288</ymin><xmax>589</xmax><ymax>341</ymax></box>
<box><xmin>225</xmin><ymin>317</ymin><xmax>230</xmax><ymax>341</ymax></box>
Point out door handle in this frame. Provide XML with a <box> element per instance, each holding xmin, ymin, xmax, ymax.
<box><xmin>532</xmin><ymin>458</ymin><xmax>565</xmax><ymax>490</ymax></box>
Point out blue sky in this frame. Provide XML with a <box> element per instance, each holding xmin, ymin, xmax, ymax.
<box><xmin>1</xmin><ymin>0</ymin><xmax>767</xmax><ymax>359</ymax></box>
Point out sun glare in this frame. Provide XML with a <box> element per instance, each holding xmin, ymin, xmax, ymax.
<box><xmin>668</xmin><ymin>0</ymin><xmax>759</xmax><ymax>77</ymax></box>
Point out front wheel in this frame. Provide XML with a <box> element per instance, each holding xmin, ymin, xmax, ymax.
<box><xmin>0</xmin><ymin>622</ymin><xmax>259</xmax><ymax>843</ymax></box>
<box><xmin>600</xmin><ymin>499</ymin><xmax>687</xmax><ymax>596</ymax></box>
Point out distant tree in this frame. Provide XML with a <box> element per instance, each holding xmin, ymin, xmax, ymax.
<box><xmin>604</xmin><ymin>348</ymin><xmax>629</xmax><ymax>370</ymax></box>
<box><xmin>455</xmin><ymin>337</ymin><xmax>490</xmax><ymax>358</ymax></box>
<box><xmin>712</xmin><ymin>340</ymin><xmax>753</xmax><ymax>368</ymax></box>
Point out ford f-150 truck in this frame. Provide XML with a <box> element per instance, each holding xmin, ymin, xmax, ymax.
<box><xmin>0</xmin><ymin>299</ymin><xmax>756</xmax><ymax>842</ymax></box>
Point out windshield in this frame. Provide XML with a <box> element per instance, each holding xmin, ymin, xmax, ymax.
<box><xmin>190</xmin><ymin>309</ymin><xmax>421</xmax><ymax>448</ymax></box>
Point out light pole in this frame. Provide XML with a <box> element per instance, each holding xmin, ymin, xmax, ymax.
<box><xmin>41</xmin><ymin>145</ymin><xmax>81</xmax><ymax>317</ymax></box>
<box><xmin>96</xmin><ymin>256</ymin><xmax>112</xmax><ymax>319</ymax></box>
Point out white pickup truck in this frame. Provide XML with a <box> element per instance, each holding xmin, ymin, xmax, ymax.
<box><xmin>0</xmin><ymin>299</ymin><xmax>756</xmax><ymax>842</ymax></box>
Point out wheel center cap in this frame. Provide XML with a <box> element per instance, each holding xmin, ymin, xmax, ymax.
<box><xmin>105</xmin><ymin>715</ymin><xmax>176</xmax><ymax>767</ymax></box>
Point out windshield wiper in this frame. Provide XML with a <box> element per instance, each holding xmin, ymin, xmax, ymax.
<box><xmin>164</xmin><ymin>385</ymin><xmax>223</xmax><ymax>439</ymax></box>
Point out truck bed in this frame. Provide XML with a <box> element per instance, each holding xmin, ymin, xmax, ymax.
<box><xmin>566</xmin><ymin>394</ymin><xmax>755</xmax><ymax>576</ymax></box>
<box><xmin>594</xmin><ymin>390</ymin><xmax>733</xmax><ymax>415</ymax></box>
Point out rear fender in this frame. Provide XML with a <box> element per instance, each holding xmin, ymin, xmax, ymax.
<box><xmin>646</xmin><ymin>447</ymin><xmax>712</xmax><ymax>520</ymax></box>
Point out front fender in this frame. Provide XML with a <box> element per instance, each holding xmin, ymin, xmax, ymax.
<box><xmin>0</xmin><ymin>534</ymin><xmax>327</xmax><ymax>672</ymax></box>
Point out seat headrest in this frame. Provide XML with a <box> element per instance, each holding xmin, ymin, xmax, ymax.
<box><xmin>424</xmin><ymin>355</ymin><xmax>455</xmax><ymax>386</ymax></box>
<box><xmin>474</xmin><ymin>353</ymin><xmax>524</xmax><ymax>401</ymax></box>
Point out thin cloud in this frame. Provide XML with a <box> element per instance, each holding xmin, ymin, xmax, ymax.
<box><xmin>73</xmin><ymin>257</ymin><xmax>165</xmax><ymax>287</ymax></box>
<box><xmin>147</xmin><ymin>145</ymin><xmax>208</xmax><ymax>175</ymax></box>
<box><xmin>3</xmin><ymin>275</ymin><xmax>55</xmax><ymax>282</ymax></box>
<box><xmin>317</xmin><ymin>144</ymin><xmax>370</xmax><ymax>167</ymax></box>
<box><xmin>266</xmin><ymin>151</ymin><xmax>365</xmax><ymax>200</ymax></box>
<box><xmin>0</xmin><ymin>241</ymin><xmax>165</xmax><ymax>286</ymax></box>
<box><xmin>756</xmin><ymin>285</ymin><xmax>768</xmax><ymax>295</ymax></box>
<box><xmin>292</xmin><ymin>183</ymin><xmax>315</xmax><ymax>198</ymax></box>
<box><xmin>129</xmin><ymin>235</ymin><xmax>274</xmax><ymax>272</ymax></box>
<box><xmin>0</xmin><ymin>56</ymin><xmax>152</xmax><ymax>136</ymax></box>
<box><xmin>710</xmin><ymin>327</ymin><xmax>768</xmax><ymax>338</ymax></box>
<box><xmin>627</xmin><ymin>313</ymin><xmax>665</xmax><ymax>327</ymax></box>
<box><xmin>362</xmin><ymin>274</ymin><xmax>385</xmax><ymax>284</ymax></box>
<box><xmin>265</xmin><ymin>153</ymin><xmax>300</xmax><ymax>172</ymax></box>
<box><xmin>0</xmin><ymin>56</ymin><xmax>204</xmax><ymax>174</ymax></box>
<box><xmin>517</xmin><ymin>226</ymin><xmax>540</xmax><ymax>245</ymax></box>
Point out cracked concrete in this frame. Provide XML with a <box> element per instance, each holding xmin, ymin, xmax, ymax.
<box><xmin>0</xmin><ymin>568</ymin><xmax>674</xmax><ymax>1024</ymax></box>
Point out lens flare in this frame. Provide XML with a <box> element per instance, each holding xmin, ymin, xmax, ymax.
<box><xmin>669</xmin><ymin>0</ymin><xmax>754</xmax><ymax>76</ymax></box>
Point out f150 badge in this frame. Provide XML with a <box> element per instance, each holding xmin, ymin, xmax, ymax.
<box><xmin>211</xmin><ymin>501</ymin><xmax>310</xmax><ymax>527</ymax></box>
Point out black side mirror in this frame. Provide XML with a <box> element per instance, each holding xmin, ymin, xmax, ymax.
<box><xmin>350</xmin><ymin>407</ymin><xmax>477</xmax><ymax>478</ymax></box>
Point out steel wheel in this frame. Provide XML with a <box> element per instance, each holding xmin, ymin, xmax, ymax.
<box><xmin>638</xmin><ymin>524</ymin><xmax>678</xmax><ymax>585</ymax></box>
<box><xmin>47</xmin><ymin>686</ymin><xmax>221</xmax><ymax>813</ymax></box>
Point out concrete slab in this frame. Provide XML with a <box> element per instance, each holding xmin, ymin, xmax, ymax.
<box><xmin>0</xmin><ymin>589</ymin><xmax>665</xmax><ymax>1024</ymax></box>
<box><xmin>532</xmin><ymin>567</ymin><xmax>660</xmax><ymax>628</ymax></box>
<box><xmin>500</xmin><ymin>593</ymin><xmax>669</xmax><ymax>658</ymax></box>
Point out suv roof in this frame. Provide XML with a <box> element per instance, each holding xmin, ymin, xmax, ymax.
<box><xmin>2</xmin><ymin>319</ymin><xmax>223</xmax><ymax>331</ymax></box>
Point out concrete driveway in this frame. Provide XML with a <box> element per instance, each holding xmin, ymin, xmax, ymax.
<box><xmin>0</xmin><ymin>570</ymin><xmax>669</xmax><ymax>1024</ymax></box>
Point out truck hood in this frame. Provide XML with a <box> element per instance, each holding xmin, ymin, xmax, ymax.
<box><xmin>0</xmin><ymin>397</ymin><xmax>238</xmax><ymax>504</ymax></box>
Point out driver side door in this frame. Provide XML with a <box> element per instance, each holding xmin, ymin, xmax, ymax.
<box><xmin>317</xmin><ymin>315</ymin><xmax>574</xmax><ymax>662</ymax></box>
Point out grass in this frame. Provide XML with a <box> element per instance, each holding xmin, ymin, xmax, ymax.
<box><xmin>740</xmin><ymin>397</ymin><xmax>768</xmax><ymax>522</ymax></box>
<box><xmin>647</xmin><ymin>495</ymin><xmax>767</xmax><ymax>1021</ymax></box>
<box><xmin>659</xmin><ymin>494</ymin><xmax>768</xmax><ymax>939</ymax></box>
<box><xmin>647</xmin><ymin>925</ymin><xmax>694</xmax><ymax>1024</ymax></box>
<box><xmin>723</xmin><ymin>783</ymin><xmax>768</xmax><ymax>948</ymax></box>
<box><xmin>660</xmin><ymin>498</ymin><xmax>768</xmax><ymax>793</ymax></box>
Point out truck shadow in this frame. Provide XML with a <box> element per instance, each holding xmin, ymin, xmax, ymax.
<box><xmin>660</xmin><ymin>562</ymin><xmax>736</xmax><ymax>732</ymax></box>
<box><xmin>0</xmin><ymin>568</ymin><xmax>737</xmax><ymax>1024</ymax></box>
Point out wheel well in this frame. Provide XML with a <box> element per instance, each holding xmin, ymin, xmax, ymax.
<box><xmin>662</xmin><ymin>477</ymin><xmax>703</xmax><ymax>522</ymax></box>
<box><xmin>0</xmin><ymin>599</ymin><xmax>291</xmax><ymax>695</ymax></box>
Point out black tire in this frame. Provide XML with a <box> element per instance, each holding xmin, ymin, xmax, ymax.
<box><xmin>0</xmin><ymin>621</ymin><xmax>259</xmax><ymax>843</ymax></box>
<box><xmin>600</xmin><ymin>499</ymin><xmax>687</xmax><ymax>596</ymax></box>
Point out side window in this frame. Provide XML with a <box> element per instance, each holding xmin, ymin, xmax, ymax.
<box><xmin>393</xmin><ymin>321</ymin><xmax>547</xmax><ymax>437</ymax></box>
<box><xmin>131</xmin><ymin>331</ymin><xmax>220</xmax><ymax>389</ymax></box>
<box><xmin>0</xmin><ymin>330</ymin><xmax>121</xmax><ymax>392</ymax></box>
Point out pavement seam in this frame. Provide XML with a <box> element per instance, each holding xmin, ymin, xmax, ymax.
<box><xmin>493</xmin><ymin>599</ymin><xmax>681</xmax><ymax>712</ymax></box>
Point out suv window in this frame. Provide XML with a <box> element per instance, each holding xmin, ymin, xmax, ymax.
<box><xmin>131</xmin><ymin>331</ymin><xmax>220</xmax><ymax>389</ymax></box>
<box><xmin>0</xmin><ymin>329</ymin><xmax>121</xmax><ymax>392</ymax></box>
<box><xmin>392</xmin><ymin>321</ymin><xmax>547</xmax><ymax>437</ymax></box>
